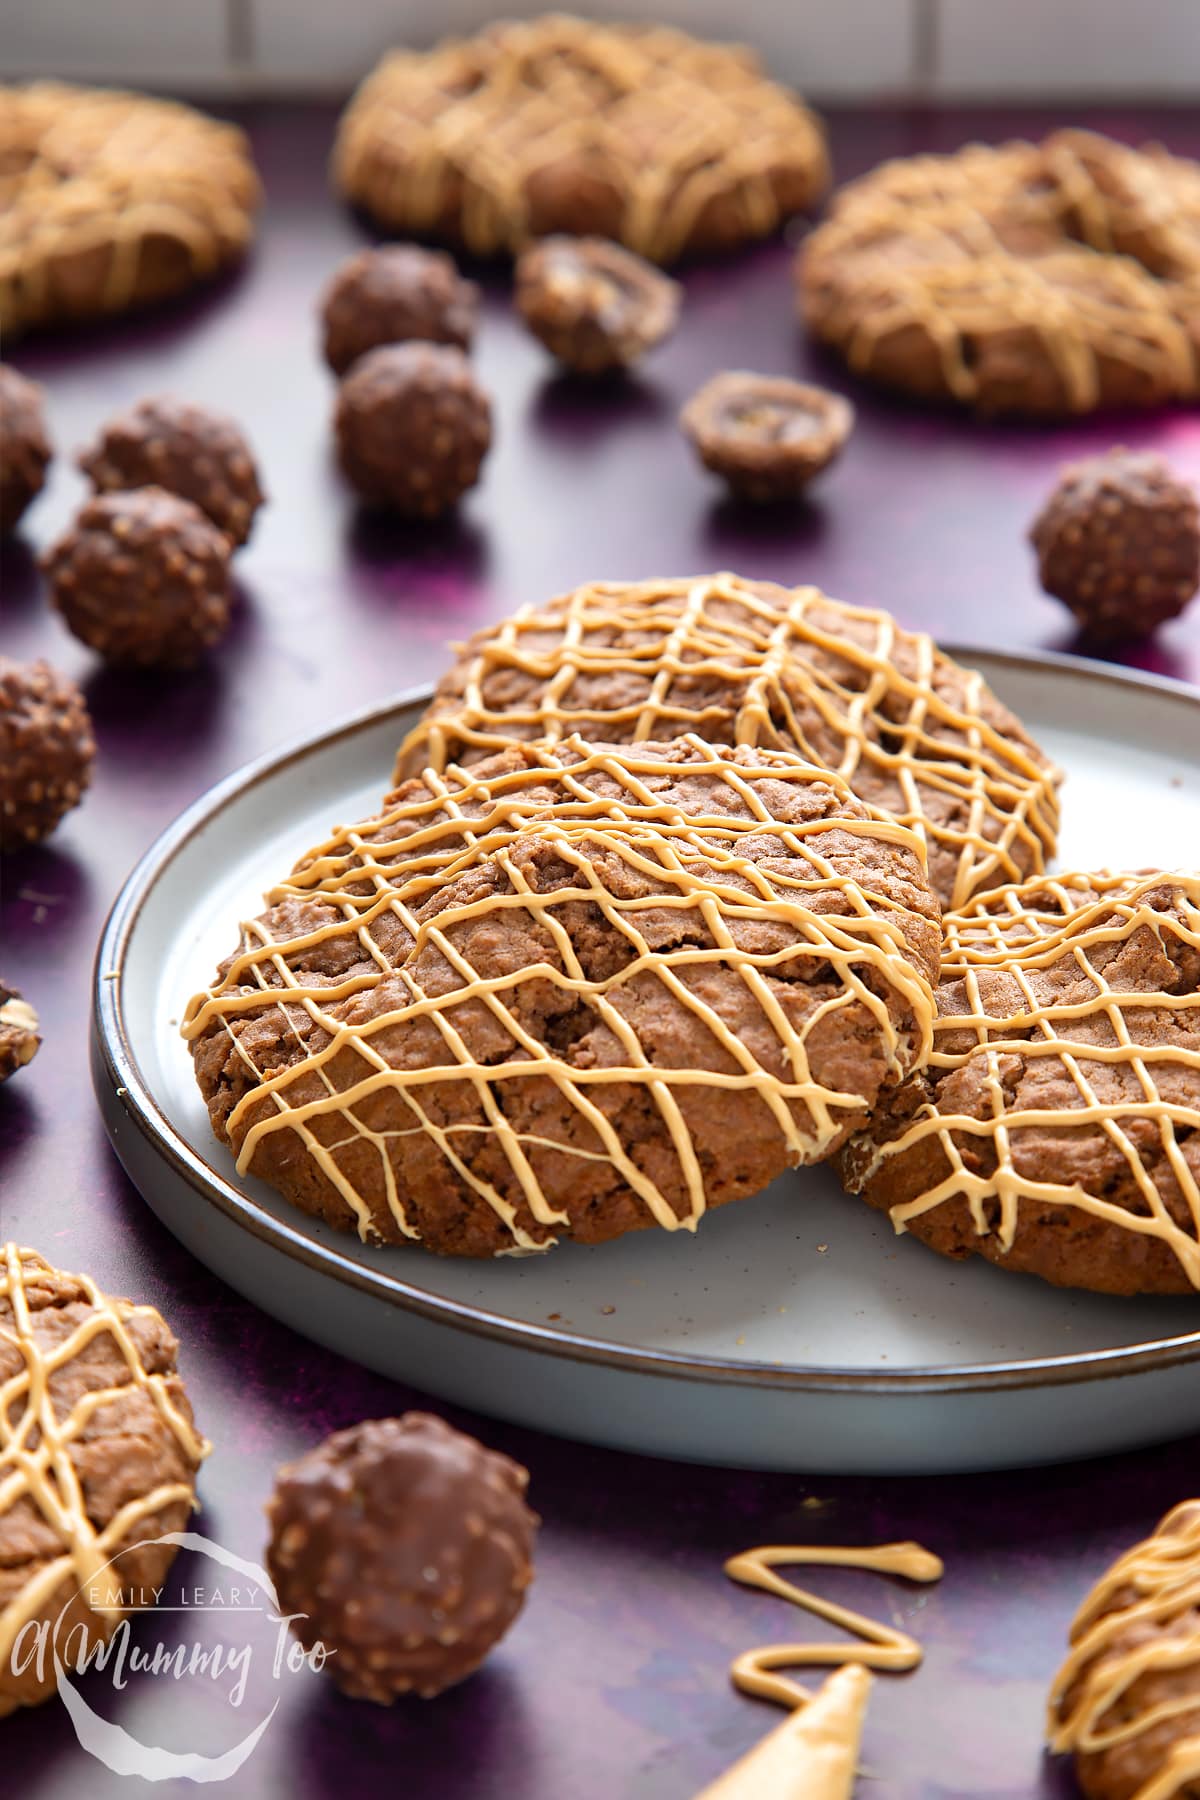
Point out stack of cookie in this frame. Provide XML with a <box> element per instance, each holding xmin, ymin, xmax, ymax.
<box><xmin>185</xmin><ymin>571</ymin><xmax>1198</xmax><ymax>1298</ymax></box>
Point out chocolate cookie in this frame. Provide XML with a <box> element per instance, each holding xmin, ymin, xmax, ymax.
<box><xmin>333</xmin><ymin>16</ymin><xmax>828</xmax><ymax>264</ymax></box>
<box><xmin>186</xmin><ymin>737</ymin><xmax>940</xmax><ymax>1256</ymax></box>
<box><xmin>799</xmin><ymin>130</ymin><xmax>1200</xmax><ymax>417</ymax></box>
<box><xmin>0</xmin><ymin>82</ymin><xmax>259</xmax><ymax>337</ymax></box>
<box><xmin>1049</xmin><ymin>1500</ymin><xmax>1200</xmax><ymax>1800</ymax></box>
<box><xmin>395</xmin><ymin>574</ymin><xmax>1061</xmax><ymax>911</ymax></box>
<box><xmin>0</xmin><ymin>1245</ymin><xmax>208</xmax><ymax>1713</ymax></box>
<box><xmin>838</xmin><ymin>871</ymin><xmax>1200</xmax><ymax>1296</ymax></box>
<box><xmin>0</xmin><ymin>365</ymin><xmax>52</xmax><ymax>533</ymax></box>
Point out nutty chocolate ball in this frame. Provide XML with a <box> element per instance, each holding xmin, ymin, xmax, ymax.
<box><xmin>43</xmin><ymin>488</ymin><xmax>233</xmax><ymax>669</ymax></box>
<box><xmin>335</xmin><ymin>343</ymin><xmax>491</xmax><ymax>517</ymax></box>
<box><xmin>681</xmin><ymin>371</ymin><xmax>855</xmax><ymax>502</ymax></box>
<box><xmin>0</xmin><ymin>658</ymin><xmax>95</xmax><ymax>851</ymax></box>
<box><xmin>515</xmin><ymin>236</ymin><xmax>680</xmax><ymax>375</ymax></box>
<box><xmin>321</xmin><ymin>246</ymin><xmax>480</xmax><ymax>376</ymax></box>
<box><xmin>0</xmin><ymin>365</ymin><xmax>52</xmax><ymax>534</ymax></box>
<box><xmin>0</xmin><ymin>981</ymin><xmax>40</xmax><ymax>1082</ymax></box>
<box><xmin>266</xmin><ymin>1413</ymin><xmax>538</xmax><ymax>1702</ymax></box>
<box><xmin>1031</xmin><ymin>448</ymin><xmax>1200</xmax><ymax>643</ymax></box>
<box><xmin>78</xmin><ymin>395</ymin><xmax>264</xmax><ymax>546</ymax></box>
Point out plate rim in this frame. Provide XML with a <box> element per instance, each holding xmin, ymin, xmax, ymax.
<box><xmin>92</xmin><ymin>648</ymin><xmax>1200</xmax><ymax>1399</ymax></box>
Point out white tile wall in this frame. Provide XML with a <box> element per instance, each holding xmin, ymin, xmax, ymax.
<box><xmin>248</xmin><ymin>0</ymin><xmax>916</xmax><ymax>96</ymax></box>
<box><xmin>1</xmin><ymin>0</ymin><xmax>1197</xmax><ymax>99</ymax></box>
<box><xmin>936</xmin><ymin>0</ymin><xmax>1200</xmax><ymax>98</ymax></box>
<box><xmin>1</xmin><ymin>0</ymin><xmax>231</xmax><ymax>89</ymax></box>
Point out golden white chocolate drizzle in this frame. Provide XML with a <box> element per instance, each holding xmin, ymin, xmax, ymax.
<box><xmin>397</xmin><ymin>573</ymin><xmax>1062</xmax><ymax>911</ymax></box>
<box><xmin>851</xmin><ymin>870</ymin><xmax>1200</xmax><ymax>1288</ymax></box>
<box><xmin>0</xmin><ymin>1246</ymin><xmax>209</xmax><ymax>1693</ymax></box>
<box><xmin>1048</xmin><ymin>1500</ymin><xmax>1200</xmax><ymax>1800</ymax></box>
<box><xmin>184</xmin><ymin>736</ymin><xmax>938</xmax><ymax>1251</ymax></box>
<box><xmin>334</xmin><ymin>16</ymin><xmax>828</xmax><ymax>265</ymax></box>
<box><xmin>701</xmin><ymin>1541</ymin><xmax>943</xmax><ymax>1800</ymax></box>
<box><xmin>725</xmin><ymin>1540</ymin><xmax>944</xmax><ymax>1708</ymax></box>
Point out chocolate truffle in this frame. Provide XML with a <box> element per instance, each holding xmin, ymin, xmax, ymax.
<box><xmin>265</xmin><ymin>1413</ymin><xmax>538</xmax><ymax>1702</ymax></box>
<box><xmin>78</xmin><ymin>395</ymin><xmax>264</xmax><ymax>546</ymax></box>
<box><xmin>1031</xmin><ymin>448</ymin><xmax>1200</xmax><ymax>643</ymax></box>
<box><xmin>43</xmin><ymin>488</ymin><xmax>233</xmax><ymax>668</ymax></box>
<box><xmin>515</xmin><ymin>236</ymin><xmax>680</xmax><ymax>374</ymax></box>
<box><xmin>0</xmin><ymin>658</ymin><xmax>95</xmax><ymax>851</ymax></box>
<box><xmin>0</xmin><ymin>365</ymin><xmax>52</xmax><ymax>534</ymax></box>
<box><xmin>681</xmin><ymin>371</ymin><xmax>855</xmax><ymax>502</ymax></box>
<box><xmin>335</xmin><ymin>343</ymin><xmax>491</xmax><ymax>517</ymax></box>
<box><xmin>321</xmin><ymin>245</ymin><xmax>480</xmax><ymax>376</ymax></box>
<box><xmin>0</xmin><ymin>982</ymin><xmax>40</xmax><ymax>1082</ymax></box>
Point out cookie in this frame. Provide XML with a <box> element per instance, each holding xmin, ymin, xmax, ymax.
<box><xmin>838</xmin><ymin>871</ymin><xmax>1200</xmax><ymax>1296</ymax></box>
<box><xmin>333</xmin><ymin>15</ymin><xmax>828</xmax><ymax>264</ymax></box>
<box><xmin>1049</xmin><ymin>1499</ymin><xmax>1200</xmax><ymax>1800</ymax></box>
<box><xmin>395</xmin><ymin>574</ymin><xmax>1061</xmax><ymax>911</ymax></box>
<box><xmin>185</xmin><ymin>736</ymin><xmax>940</xmax><ymax>1257</ymax></box>
<box><xmin>799</xmin><ymin>130</ymin><xmax>1200</xmax><ymax>417</ymax></box>
<box><xmin>0</xmin><ymin>1245</ymin><xmax>207</xmax><ymax>1713</ymax></box>
<box><xmin>0</xmin><ymin>365</ymin><xmax>52</xmax><ymax>533</ymax></box>
<box><xmin>0</xmin><ymin>82</ymin><xmax>259</xmax><ymax>337</ymax></box>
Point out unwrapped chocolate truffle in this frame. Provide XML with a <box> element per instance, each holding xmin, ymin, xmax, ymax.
<box><xmin>78</xmin><ymin>396</ymin><xmax>264</xmax><ymax>546</ymax></box>
<box><xmin>266</xmin><ymin>1413</ymin><xmax>538</xmax><ymax>1702</ymax></box>
<box><xmin>335</xmin><ymin>343</ymin><xmax>491</xmax><ymax>517</ymax></box>
<box><xmin>1030</xmin><ymin>448</ymin><xmax>1200</xmax><ymax>643</ymax></box>
<box><xmin>0</xmin><ymin>982</ymin><xmax>40</xmax><ymax>1082</ymax></box>
<box><xmin>515</xmin><ymin>236</ymin><xmax>680</xmax><ymax>374</ymax></box>
<box><xmin>681</xmin><ymin>371</ymin><xmax>854</xmax><ymax>502</ymax></box>
<box><xmin>43</xmin><ymin>488</ymin><xmax>233</xmax><ymax>668</ymax></box>
<box><xmin>321</xmin><ymin>245</ymin><xmax>479</xmax><ymax>376</ymax></box>
<box><xmin>0</xmin><ymin>365</ymin><xmax>52</xmax><ymax>534</ymax></box>
<box><xmin>0</xmin><ymin>658</ymin><xmax>95</xmax><ymax>851</ymax></box>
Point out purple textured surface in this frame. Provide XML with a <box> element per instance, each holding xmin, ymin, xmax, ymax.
<box><xmin>2</xmin><ymin>102</ymin><xmax>1199</xmax><ymax>1799</ymax></box>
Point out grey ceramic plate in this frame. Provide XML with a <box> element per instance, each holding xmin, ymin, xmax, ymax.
<box><xmin>93</xmin><ymin>650</ymin><xmax>1200</xmax><ymax>1474</ymax></box>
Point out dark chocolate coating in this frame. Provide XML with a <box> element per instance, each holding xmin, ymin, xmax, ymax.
<box><xmin>266</xmin><ymin>1413</ymin><xmax>538</xmax><ymax>1701</ymax></box>
<box><xmin>335</xmin><ymin>342</ymin><xmax>491</xmax><ymax>517</ymax></box>
<box><xmin>78</xmin><ymin>395</ymin><xmax>264</xmax><ymax>546</ymax></box>
<box><xmin>515</xmin><ymin>236</ymin><xmax>680</xmax><ymax>374</ymax></box>
<box><xmin>1030</xmin><ymin>448</ymin><xmax>1200</xmax><ymax>643</ymax></box>
<box><xmin>43</xmin><ymin>488</ymin><xmax>234</xmax><ymax>668</ymax></box>
<box><xmin>321</xmin><ymin>246</ymin><xmax>479</xmax><ymax>376</ymax></box>
<box><xmin>0</xmin><ymin>657</ymin><xmax>94</xmax><ymax>851</ymax></box>
<box><xmin>0</xmin><ymin>365</ymin><xmax>52</xmax><ymax>534</ymax></box>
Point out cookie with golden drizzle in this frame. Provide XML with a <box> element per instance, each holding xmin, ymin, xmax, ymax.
<box><xmin>0</xmin><ymin>1245</ymin><xmax>208</xmax><ymax>1713</ymax></box>
<box><xmin>185</xmin><ymin>736</ymin><xmax>940</xmax><ymax>1257</ymax></box>
<box><xmin>1049</xmin><ymin>1500</ymin><xmax>1200</xmax><ymax>1800</ymax></box>
<box><xmin>839</xmin><ymin>870</ymin><xmax>1200</xmax><ymax>1295</ymax></box>
<box><xmin>333</xmin><ymin>14</ymin><xmax>828</xmax><ymax>264</ymax></box>
<box><xmin>799</xmin><ymin>129</ymin><xmax>1200</xmax><ymax>417</ymax></box>
<box><xmin>0</xmin><ymin>82</ymin><xmax>259</xmax><ymax>336</ymax></box>
<box><xmin>396</xmin><ymin>574</ymin><xmax>1061</xmax><ymax>912</ymax></box>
